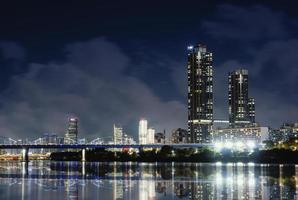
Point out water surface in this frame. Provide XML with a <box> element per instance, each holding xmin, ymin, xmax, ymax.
<box><xmin>0</xmin><ymin>161</ymin><xmax>297</xmax><ymax>199</ymax></box>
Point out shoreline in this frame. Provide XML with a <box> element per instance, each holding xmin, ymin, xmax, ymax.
<box><xmin>49</xmin><ymin>148</ymin><xmax>298</xmax><ymax>164</ymax></box>
<box><xmin>1</xmin><ymin>160</ymin><xmax>298</xmax><ymax>165</ymax></box>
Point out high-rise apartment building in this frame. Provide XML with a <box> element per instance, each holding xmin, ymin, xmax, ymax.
<box><xmin>64</xmin><ymin>117</ymin><xmax>78</xmax><ymax>144</ymax></box>
<box><xmin>228</xmin><ymin>69</ymin><xmax>255</xmax><ymax>127</ymax></box>
<box><xmin>138</xmin><ymin>118</ymin><xmax>148</xmax><ymax>144</ymax></box>
<box><xmin>187</xmin><ymin>44</ymin><xmax>213</xmax><ymax>143</ymax></box>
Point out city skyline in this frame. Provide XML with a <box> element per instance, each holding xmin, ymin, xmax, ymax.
<box><xmin>0</xmin><ymin>2</ymin><xmax>297</xmax><ymax>200</ymax></box>
<box><xmin>0</xmin><ymin>39</ymin><xmax>294</xmax><ymax>141</ymax></box>
<box><xmin>0</xmin><ymin>1</ymin><xmax>297</xmax><ymax>140</ymax></box>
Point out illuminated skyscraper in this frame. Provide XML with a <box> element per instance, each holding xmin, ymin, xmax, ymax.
<box><xmin>139</xmin><ymin>118</ymin><xmax>148</xmax><ymax>144</ymax></box>
<box><xmin>64</xmin><ymin>117</ymin><xmax>78</xmax><ymax>144</ymax></box>
<box><xmin>113</xmin><ymin>124</ymin><xmax>123</xmax><ymax>145</ymax></box>
<box><xmin>187</xmin><ymin>44</ymin><xmax>213</xmax><ymax>143</ymax></box>
<box><xmin>228</xmin><ymin>69</ymin><xmax>255</xmax><ymax>127</ymax></box>
<box><xmin>147</xmin><ymin>128</ymin><xmax>155</xmax><ymax>144</ymax></box>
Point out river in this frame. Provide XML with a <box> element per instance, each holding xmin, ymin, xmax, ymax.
<box><xmin>0</xmin><ymin>161</ymin><xmax>297</xmax><ymax>199</ymax></box>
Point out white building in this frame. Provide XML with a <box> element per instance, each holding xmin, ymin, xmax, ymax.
<box><xmin>212</xmin><ymin>126</ymin><xmax>269</xmax><ymax>145</ymax></box>
<box><xmin>139</xmin><ymin>119</ymin><xmax>148</xmax><ymax>144</ymax></box>
<box><xmin>147</xmin><ymin>128</ymin><xmax>155</xmax><ymax>144</ymax></box>
<box><xmin>113</xmin><ymin>124</ymin><xmax>123</xmax><ymax>145</ymax></box>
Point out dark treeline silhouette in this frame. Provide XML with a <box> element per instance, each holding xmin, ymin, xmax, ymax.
<box><xmin>50</xmin><ymin>146</ymin><xmax>298</xmax><ymax>163</ymax></box>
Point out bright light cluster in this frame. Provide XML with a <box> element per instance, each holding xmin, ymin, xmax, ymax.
<box><xmin>214</xmin><ymin>140</ymin><xmax>257</xmax><ymax>151</ymax></box>
<box><xmin>187</xmin><ymin>45</ymin><xmax>193</xmax><ymax>50</ymax></box>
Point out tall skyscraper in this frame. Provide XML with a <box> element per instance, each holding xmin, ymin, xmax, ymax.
<box><xmin>138</xmin><ymin>118</ymin><xmax>148</xmax><ymax>144</ymax></box>
<box><xmin>113</xmin><ymin>124</ymin><xmax>123</xmax><ymax>145</ymax></box>
<box><xmin>228</xmin><ymin>69</ymin><xmax>255</xmax><ymax>127</ymax></box>
<box><xmin>187</xmin><ymin>44</ymin><xmax>213</xmax><ymax>143</ymax></box>
<box><xmin>64</xmin><ymin>117</ymin><xmax>78</xmax><ymax>144</ymax></box>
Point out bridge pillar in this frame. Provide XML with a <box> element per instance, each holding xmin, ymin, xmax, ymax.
<box><xmin>82</xmin><ymin>148</ymin><xmax>86</xmax><ymax>162</ymax></box>
<box><xmin>22</xmin><ymin>148</ymin><xmax>29</xmax><ymax>162</ymax></box>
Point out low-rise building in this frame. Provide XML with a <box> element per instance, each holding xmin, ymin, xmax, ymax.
<box><xmin>279</xmin><ymin>123</ymin><xmax>298</xmax><ymax>141</ymax></box>
<box><xmin>155</xmin><ymin>132</ymin><xmax>165</xmax><ymax>144</ymax></box>
<box><xmin>172</xmin><ymin>128</ymin><xmax>188</xmax><ymax>144</ymax></box>
<box><xmin>269</xmin><ymin>128</ymin><xmax>284</xmax><ymax>143</ymax></box>
<box><xmin>123</xmin><ymin>134</ymin><xmax>136</xmax><ymax>145</ymax></box>
<box><xmin>212</xmin><ymin>126</ymin><xmax>269</xmax><ymax>145</ymax></box>
<box><xmin>269</xmin><ymin>122</ymin><xmax>298</xmax><ymax>143</ymax></box>
<box><xmin>42</xmin><ymin>133</ymin><xmax>58</xmax><ymax>144</ymax></box>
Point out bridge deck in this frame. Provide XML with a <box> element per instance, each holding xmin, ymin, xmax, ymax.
<box><xmin>0</xmin><ymin>144</ymin><xmax>213</xmax><ymax>149</ymax></box>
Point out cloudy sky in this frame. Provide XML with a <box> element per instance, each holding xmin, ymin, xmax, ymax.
<box><xmin>0</xmin><ymin>1</ymin><xmax>297</xmax><ymax>140</ymax></box>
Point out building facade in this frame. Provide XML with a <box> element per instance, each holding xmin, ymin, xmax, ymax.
<box><xmin>212</xmin><ymin>126</ymin><xmax>269</xmax><ymax>145</ymax></box>
<box><xmin>138</xmin><ymin>118</ymin><xmax>148</xmax><ymax>144</ymax></box>
<box><xmin>187</xmin><ymin>44</ymin><xmax>213</xmax><ymax>143</ymax></box>
<box><xmin>155</xmin><ymin>131</ymin><xmax>166</xmax><ymax>144</ymax></box>
<box><xmin>172</xmin><ymin>128</ymin><xmax>188</xmax><ymax>144</ymax></box>
<box><xmin>64</xmin><ymin>117</ymin><xmax>78</xmax><ymax>144</ymax></box>
<box><xmin>123</xmin><ymin>133</ymin><xmax>136</xmax><ymax>145</ymax></box>
<box><xmin>269</xmin><ymin>128</ymin><xmax>284</xmax><ymax>143</ymax></box>
<box><xmin>147</xmin><ymin>128</ymin><xmax>155</xmax><ymax>144</ymax></box>
<box><xmin>228</xmin><ymin>69</ymin><xmax>249</xmax><ymax>126</ymax></box>
<box><xmin>42</xmin><ymin>133</ymin><xmax>58</xmax><ymax>145</ymax></box>
<box><xmin>248</xmin><ymin>97</ymin><xmax>256</xmax><ymax>123</ymax></box>
<box><xmin>228</xmin><ymin>69</ymin><xmax>255</xmax><ymax>127</ymax></box>
<box><xmin>113</xmin><ymin>124</ymin><xmax>123</xmax><ymax>145</ymax></box>
<box><xmin>279</xmin><ymin>123</ymin><xmax>298</xmax><ymax>140</ymax></box>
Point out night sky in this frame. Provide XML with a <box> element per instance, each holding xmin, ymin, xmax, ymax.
<box><xmin>0</xmin><ymin>1</ymin><xmax>297</xmax><ymax>140</ymax></box>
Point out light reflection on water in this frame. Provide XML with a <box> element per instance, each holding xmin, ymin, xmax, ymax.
<box><xmin>0</xmin><ymin>161</ymin><xmax>297</xmax><ymax>200</ymax></box>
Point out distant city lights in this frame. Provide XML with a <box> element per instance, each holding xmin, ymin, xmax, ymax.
<box><xmin>214</xmin><ymin>140</ymin><xmax>257</xmax><ymax>151</ymax></box>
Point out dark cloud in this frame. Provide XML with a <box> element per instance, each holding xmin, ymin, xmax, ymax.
<box><xmin>170</xmin><ymin>61</ymin><xmax>187</xmax><ymax>98</ymax></box>
<box><xmin>0</xmin><ymin>3</ymin><xmax>297</xmax><ymax>141</ymax></box>
<box><xmin>252</xmin><ymin>39</ymin><xmax>298</xmax><ymax>85</ymax></box>
<box><xmin>0</xmin><ymin>41</ymin><xmax>25</xmax><ymax>60</ymax></box>
<box><xmin>65</xmin><ymin>38</ymin><xmax>129</xmax><ymax>75</ymax></box>
<box><xmin>0</xmin><ymin>38</ymin><xmax>186</xmax><ymax>140</ymax></box>
<box><xmin>202</xmin><ymin>5</ymin><xmax>287</xmax><ymax>41</ymax></box>
<box><xmin>205</xmin><ymin>5</ymin><xmax>298</xmax><ymax>127</ymax></box>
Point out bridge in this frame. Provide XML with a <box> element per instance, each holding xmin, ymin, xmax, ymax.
<box><xmin>0</xmin><ymin>143</ymin><xmax>212</xmax><ymax>149</ymax></box>
<box><xmin>0</xmin><ymin>143</ymin><xmax>213</xmax><ymax>162</ymax></box>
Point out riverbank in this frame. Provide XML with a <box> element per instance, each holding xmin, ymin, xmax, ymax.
<box><xmin>50</xmin><ymin>146</ymin><xmax>298</xmax><ymax>164</ymax></box>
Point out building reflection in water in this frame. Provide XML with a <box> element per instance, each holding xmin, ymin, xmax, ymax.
<box><xmin>138</xmin><ymin>164</ymin><xmax>156</xmax><ymax>200</ymax></box>
<box><xmin>0</xmin><ymin>161</ymin><xmax>297</xmax><ymax>200</ymax></box>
